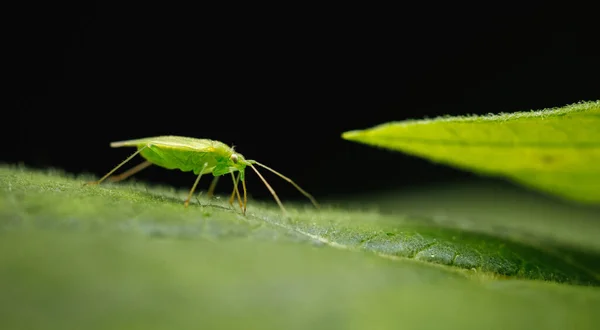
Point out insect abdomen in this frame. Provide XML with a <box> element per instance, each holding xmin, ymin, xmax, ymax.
<box><xmin>139</xmin><ymin>146</ymin><xmax>218</xmax><ymax>174</ymax></box>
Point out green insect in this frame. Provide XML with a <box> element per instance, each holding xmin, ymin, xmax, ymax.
<box><xmin>85</xmin><ymin>136</ymin><xmax>319</xmax><ymax>215</ymax></box>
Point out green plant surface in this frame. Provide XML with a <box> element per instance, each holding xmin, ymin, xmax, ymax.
<box><xmin>1</xmin><ymin>165</ymin><xmax>600</xmax><ymax>329</ymax></box>
<box><xmin>341</xmin><ymin>100</ymin><xmax>600</xmax><ymax>204</ymax></box>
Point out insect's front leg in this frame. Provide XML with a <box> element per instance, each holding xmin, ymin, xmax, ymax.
<box><xmin>229</xmin><ymin>172</ymin><xmax>244</xmax><ymax>213</ymax></box>
<box><xmin>241</xmin><ymin>175</ymin><xmax>247</xmax><ymax>215</ymax></box>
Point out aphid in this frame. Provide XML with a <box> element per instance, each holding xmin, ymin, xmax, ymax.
<box><xmin>85</xmin><ymin>136</ymin><xmax>319</xmax><ymax>215</ymax></box>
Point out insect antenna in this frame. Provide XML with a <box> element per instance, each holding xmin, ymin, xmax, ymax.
<box><xmin>248</xmin><ymin>160</ymin><xmax>320</xmax><ymax>209</ymax></box>
<box><xmin>247</xmin><ymin>163</ymin><xmax>288</xmax><ymax>215</ymax></box>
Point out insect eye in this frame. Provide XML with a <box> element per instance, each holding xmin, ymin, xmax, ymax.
<box><xmin>231</xmin><ymin>154</ymin><xmax>239</xmax><ymax>163</ymax></box>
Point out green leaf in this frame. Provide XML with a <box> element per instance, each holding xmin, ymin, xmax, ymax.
<box><xmin>342</xmin><ymin>100</ymin><xmax>600</xmax><ymax>204</ymax></box>
<box><xmin>1</xmin><ymin>165</ymin><xmax>600</xmax><ymax>329</ymax></box>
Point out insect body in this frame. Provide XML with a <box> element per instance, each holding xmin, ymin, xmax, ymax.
<box><xmin>86</xmin><ymin>136</ymin><xmax>319</xmax><ymax>216</ymax></box>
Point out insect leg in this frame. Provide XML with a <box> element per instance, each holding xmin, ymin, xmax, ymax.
<box><xmin>206</xmin><ymin>176</ymin><xmax>220</xmax><ymax>199</ymax></box>
<box><xmin>85</xmin><ymin>145</ymin><xmax>148</xmax><ymax>185</ymax></box>
<box><xmin>241</xmin><ymin>175</ymin><xmax>248</xmax><ymax>215</ymax></box>
<box><xmin>228</xmin><ymin>172</ymin><xmax>238</xmax><ymax>205</ymax></box>
<box><xmin>107</xmin><ymin>161</ymin><xmax>152</xmax><ymax>183</ymax></box>
<box><xmin>184</xmin><ymin>163</ymin><xmax>208</xmax><ymax>208</ymax></box>
<box><xmin>229</xmin><ymin>172</ymin><xmax>244</xmax><ymax>212</ymax></box>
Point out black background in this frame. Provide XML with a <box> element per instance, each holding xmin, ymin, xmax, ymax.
<box><xmin>9</xmin><ymin>3</ymin><xmax>599</xmax><ymax>202</ymax></box>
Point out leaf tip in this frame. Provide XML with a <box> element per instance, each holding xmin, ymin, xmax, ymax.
<box><xmin>341</xmin><ymin>130</ymin><xmax>362</xmax><ymax>141</ymax></box>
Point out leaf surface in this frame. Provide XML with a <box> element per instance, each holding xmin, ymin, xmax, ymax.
<box><xmin>1</xmin><ymin>165</ymin><xmax>600</xmax><ymax>329</ymax></box>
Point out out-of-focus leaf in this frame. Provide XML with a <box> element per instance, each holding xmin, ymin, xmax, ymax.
<box><xmin>342</xmin><ymin>101</ymin><xmax>600</xmax><ymax>203</ymax></box>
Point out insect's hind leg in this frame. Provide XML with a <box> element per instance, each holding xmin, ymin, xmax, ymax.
<box><xmin>107</xmin><ymin>161</ymin><xmax>152</xmax><ymax>183</ymax></box>
<box><xmin>85</xmin><ymin>146</ymin><xmax>147</xmax><ymax>186</ymax></box>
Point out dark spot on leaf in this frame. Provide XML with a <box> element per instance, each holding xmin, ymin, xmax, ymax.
<box><xmin>540</xmin><ymin>155</ymin><xmax>555</xmax><ymax>164</ymax></box>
